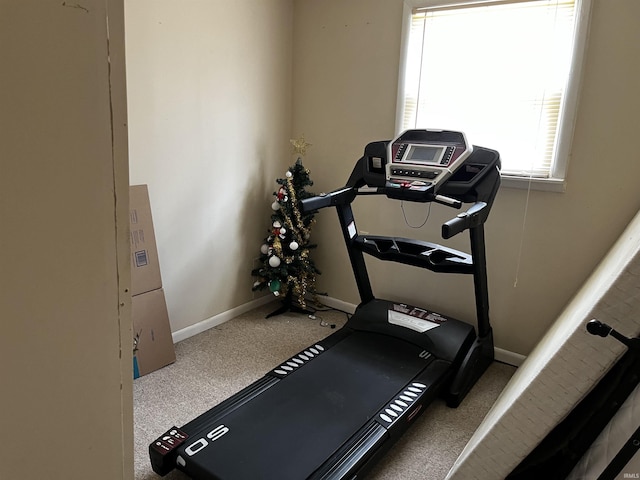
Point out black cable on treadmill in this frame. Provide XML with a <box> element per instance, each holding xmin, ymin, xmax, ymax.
<box><xmin>401</xmin><ymin>200</ymin><xmax>432</xmax><ymax>228</ymax></box>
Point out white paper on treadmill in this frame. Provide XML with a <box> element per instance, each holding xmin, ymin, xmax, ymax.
<box><xmin>388</xmin><ymin>310</ymin><xmax>440</xmax><ymax>332</ymax></box>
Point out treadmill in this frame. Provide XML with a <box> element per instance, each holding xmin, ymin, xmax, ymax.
<box><xmin>149</xmin><ymin>129</ymin><xmax>501</xmax><ymax>480</ymax></box>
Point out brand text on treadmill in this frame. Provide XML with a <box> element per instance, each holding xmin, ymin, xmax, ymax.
<box><xmin>184</xmin><ymin>425</ymin><xmax>230</xmax><ymax>457</ymax></box>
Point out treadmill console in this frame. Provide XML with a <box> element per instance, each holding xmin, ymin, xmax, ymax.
<box><xmin>386</xmin><ymin>129</ymin><xmax>472</xmax><ymax>193</ymax></box>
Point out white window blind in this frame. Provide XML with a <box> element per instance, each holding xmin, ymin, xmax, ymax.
<box><xmin>399</xmin><ymin>0</ymin><xmax>586</xmax><ymax>179</ymax></box>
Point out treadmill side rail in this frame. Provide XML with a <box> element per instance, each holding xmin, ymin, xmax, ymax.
<box><xmin>310</xmin><ymin>422</ymin><xmax>388</xmax><ymax>480</ymax></box>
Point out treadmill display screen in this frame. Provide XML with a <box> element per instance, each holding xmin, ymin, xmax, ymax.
<box><xmin>404</xmin><ymin>145</ymin><xmax>444</xmax><ymax>164</ymax></box>
<box><xmin>385</xmin><ymin>130</ymin><xmax>472</xmax><ymax>194</ymax></box>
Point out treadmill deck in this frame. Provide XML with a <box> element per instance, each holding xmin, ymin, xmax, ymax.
<box><xmin>172</xmin><ymin>331</ymin><xmax>448</xmax><ymax>480</ymax></box>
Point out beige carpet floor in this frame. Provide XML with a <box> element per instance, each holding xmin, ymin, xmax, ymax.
<box><xmin>134</xmin><ymin>301</ymin><xmax>516</xmax><ymax>480</ymax></box>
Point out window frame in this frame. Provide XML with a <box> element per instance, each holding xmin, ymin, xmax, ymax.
<box><xmin>395</xmin><ymin>0</ymin><xmax>593</xmax><ymax>192</ymax></box>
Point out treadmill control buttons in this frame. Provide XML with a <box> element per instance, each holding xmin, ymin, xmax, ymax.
<box><xmin>153</xmin><ymin>441</ymin><xmax>171</xmax><ymax>453</ymax></box>
<box><xmin>150</xmin><ymin>426</ymin><xmax>189</xmax><ymax>459</ymax></box>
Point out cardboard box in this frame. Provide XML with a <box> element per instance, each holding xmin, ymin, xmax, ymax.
<box><xmin>132</xmin><ymin>288</ymin><xmax>176</xmax><ymax>378</ymax></box>
<box><xmin>130</xmin><ymin>185</ymin><xmax>162</xmax><ymax>296</ymax></box>
<box><xmin>130</xmin><ymin>185</ymin><xmax>175</xmax><ymax>378</ymax></box>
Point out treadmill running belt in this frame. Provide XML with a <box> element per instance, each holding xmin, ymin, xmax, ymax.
<box><xmin>177</xmin><ymin>331</ymin><xmax>432</xmax><ymax>480</ymax></box>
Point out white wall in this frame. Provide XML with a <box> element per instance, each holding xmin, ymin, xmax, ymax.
<box><xmin>292</xmin><ymin>0</ymin><xmax>640</xmax><ymax>356</ymax></box>
<box><xmin>125</xmin><ymin>0</ymin><xmax>294</xmax><ymax>332</ymax></box>
<box><xmin>124</xmin><ymin>0</ymin><xmax>640</xmax><ymax>358</ymax></box>
<box><xmin>0</xmin><ymin>1</ymin><xmax>132</xmax><ymax>478</ymax></box>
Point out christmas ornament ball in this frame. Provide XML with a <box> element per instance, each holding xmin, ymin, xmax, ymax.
<box><xmin>260</xmin><ymin>244</ymin><xmax>269</xmax><ymax>255</ymax></box>
<box><xmin>286</xmin><ymin>171</ymin><xmax>293</xmax><ymax>178</ymax></box>
<box><xmin>271</xmin><ymin>201</ymin><xmax>280</xmax><ymax>211</ymax></box>
<box><xmin>289</xmin><ymin>241</ymin><xmax>299</xmax><ymax>251</ymax></box>
<box><xmin>269</xmin><ymin>255</ymin><xmax>281</xmax><ymax>268</ymax></box>
<box><xmin>269</xmin><ymin>279</ymin><xmax>281</xmax><ymax>293</ymax></box>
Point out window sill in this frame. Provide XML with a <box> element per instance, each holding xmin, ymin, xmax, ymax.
<box><xmin>500</xmin><ymin>174</ymin><xmax>566</xmax><ymax>193</ymax></box>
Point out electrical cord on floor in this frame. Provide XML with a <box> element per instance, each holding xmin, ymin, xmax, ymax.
<box><xmin>307</xmin><ymin>301</ymin><xmax>352</xmax><ymax>329</ymax></box>
<box><xmin>309</xmin><ymin>313</ymin><xmax>336</xmax><ymax>329</ymax></box>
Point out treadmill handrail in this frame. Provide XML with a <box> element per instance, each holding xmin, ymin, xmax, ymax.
<box><xmin>301</xmin><ymin>187</ymin><xmax>356</xmax><ymax>213</ymax></box>
<box><xmin>302</xmin><ymin>185</ymin><xmax>479</xmax><ymax>239</ymax></box>
<box><xmin>302</xmin><ymin>185</ymin><xmax>460</xmax><ymax>209</ymax></box>
<box><xmin>442</xmin><ymin>201</ymin><xmax>488</xmax><ymax>239</ymax></box>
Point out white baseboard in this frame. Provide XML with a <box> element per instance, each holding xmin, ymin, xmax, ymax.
<box><xmin>316</xmin><ymin>295</ymin><xmax>357</xmax><ymax>314</ymax></box>
<box><xmin>171</xmin><ymin>294</ymin><xmax>275</xmax><ymax>344</ymax></box>
<box><xmin>173</xmin><ymin>294</ymin><xmax>526</xmax><ymax>367</ymax></box>
<box><xmin>495</xmin><ymin>347</ymin><xmax>526</xmax><ymax>367</ymax></box>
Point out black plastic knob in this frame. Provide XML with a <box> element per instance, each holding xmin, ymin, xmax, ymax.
<box><xmin>586</xmin><ymin>319</ymin><xmax>612</xmax><ymax>338</ymax></box>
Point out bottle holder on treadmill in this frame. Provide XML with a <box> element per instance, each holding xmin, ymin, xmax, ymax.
<box><xmin>354</xmin><ymin>236</ymin><xmax>473</xmax><ymax>273</ymax></box>
<box><xmin>448</xmin><ymin>162</ymin><xmax>487</xmax><ymax>184</ymax></box>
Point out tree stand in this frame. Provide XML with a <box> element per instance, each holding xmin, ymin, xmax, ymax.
<box><xmin>265</xmin><ymin>291</ymin><xmax>316</xmax><ymax>319</ymax></box>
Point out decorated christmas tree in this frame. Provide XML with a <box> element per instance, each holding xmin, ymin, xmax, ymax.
<box><xmin>251</xmin><ymin>136</ymin><xmax>321</xmax><ymax>316</ymax></box>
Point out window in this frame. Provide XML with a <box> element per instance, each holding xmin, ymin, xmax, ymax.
<box><xmin>396</xmin><ymin>0</ymin><xmax>592</xmax><ymax>190</ymax></box>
